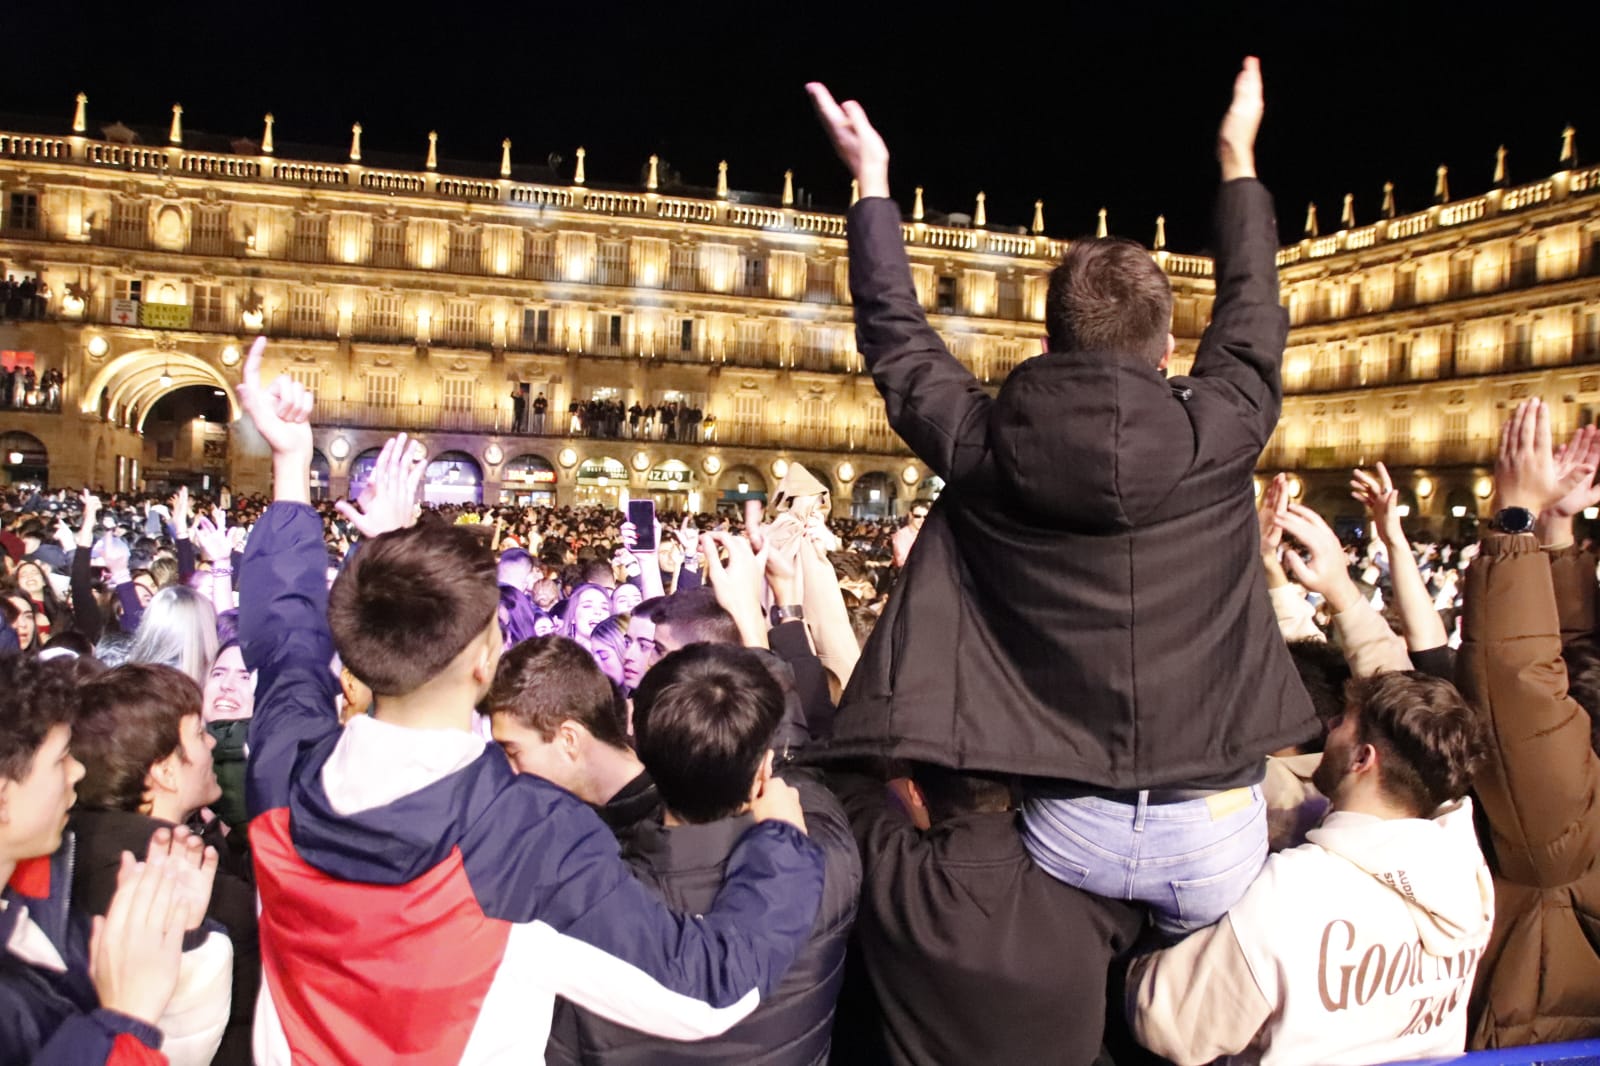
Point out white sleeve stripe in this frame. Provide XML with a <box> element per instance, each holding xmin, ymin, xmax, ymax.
<box><xmin>516</xmin><ymin>920</ymin><xmax>762</xmax><ymax>1042</ymax></box>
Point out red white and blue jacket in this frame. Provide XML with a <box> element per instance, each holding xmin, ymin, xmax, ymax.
<box><xmin>241</xmin><ymin>502</ymin><xmax>826</xmax><ymax>1065</ymax></box>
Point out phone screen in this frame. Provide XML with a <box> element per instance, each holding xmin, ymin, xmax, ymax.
<box><xmin>628</xmin><ymin>500</ymin><xmax>657</xmax><ymax>551</ymax></box>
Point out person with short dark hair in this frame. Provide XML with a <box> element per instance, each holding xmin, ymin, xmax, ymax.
<box><xmin>236</xmin><ymin>344</ymin><xmax>826</xmax><ymax>1065</ymax></box>
<box><xmin>1128</xmin><ymin>670</ymin><xmax>1492</xmax><ymax>1064</ymax></box>
<box><xmin>0</xmin><ymin>655</ymin><xmax>232</xmax><ymax>1066</ymax></box>
<box><xmin>68</xmin><ymin>663</ymin><xmax>257</xmax><ymax>1066</ymax></box>
<box><xmin>489</xmin><ymin>635</ymin><xmax>658</xmax><ymax>831</ymax></box>
<box><xmin>653</xmin><ymin>587</ymin><xmax>742</xmax><ymax>653</ymax></box>
<box><xmin>810</xmin><ymin>59</ymin><xmax>1317</xmax><ymax>935</ymax></box>
<box><xmin>548</xmin><ymin>643</ymin><xmax>860</xmax><ymax>1066</ymax></box>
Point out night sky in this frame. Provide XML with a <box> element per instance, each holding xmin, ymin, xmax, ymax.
<box><xmin>3</xmin><ymin>2</ymin><xmax>1595</xmax><ymax>254</ymax></box>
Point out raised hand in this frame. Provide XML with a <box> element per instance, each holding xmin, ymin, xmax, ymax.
<box><xmin>806</xmin><ymin>82</ymin><xmax>891</xmax><ymax>199</ymax></box>
<box><xmin>146</xmin><ymin>825</ymin><xmax>218</xmax><ymax>932</ymax></box>
<box><xmin>1350</xmin><ymin>462</ymin><xmax>1406</xmax><ymax>546</ymax></box>
<box><xmin>192</xmin><ymin>507</ymin><xmax>232</xmax><ymax>563</ymax></box>
<box><xmin>77</xmin><ymin>490</ymin><xmax>102</xmax><ymax>548</ymax></box>
<box><xmin>1256</xmin><ymin>472</ymin><xmax>1289</xmax><ymax>561</ymax></box>
<box><xmin>1496</xmin><ymin>398</ymin><xmax>1596</xmax><ymax>513</ymax></box>
<box><xmin>172</xmin><ymin>486</ymin><xmax>192</xmax><ymax>539</ymax></box>
<box><xmin>750</xmin><ymin>775</ymin><xmax>808</xmax><ymax>835</ymax></box>
<box><xmin>1218</xmin><ymin>56</ymin><xmax>1262</xmax><ymax>181</ymax></box>
<box><xmin>699</xmin><ymin>531</ymin><xmax>770</xmax><ymax>649</ymax></box>
<box><xmin>335</xmin><ymin>434</ymin><xmax>426</xmax><ymax>538</ymax></box>
<box><xmin>1545</xmin><ymin>424</ymin><xmax>1600</xmax><ymax>519</ymax></box>
<box><xmin>235</xmin><ymin>336</ymin><xmax>314</xmax><ymax>461</ymax></box>
<box><xmin>1275</xmin><ymin>502</ymin><xmax>1361</xmax><ymax>613</ymax></box>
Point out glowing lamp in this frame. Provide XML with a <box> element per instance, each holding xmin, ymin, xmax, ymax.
<box><xmin>1451</xmin><ymin>505</ymin><xmax>1468</xmax><ymax>518</ymax></box>
<box><xmin>86</xmin><ymin>335</ymin><xmax>108</xmax><ymax>357</ymax></box>
<box><xmin>837</xmin><ymin>462</ymin><xmax>855</xmax><ymax>483</ymax></box>
<box><xmin>737</xmin><ymin>481</ymin><xmax>749</xmax><ymax>494</ymax></box>
<box><xmin>1415</xmin><ymin>476</ymin><xmax>1434</xmax><ymax>498</ymax></box>
<box><xmin>903</xmin><ymin>465</ymin><xmax>920</xmax><ymax>485</ymax></box>
<box><xmin>1474</xmin><ymin>476</ymin><xmax>1494</xmax><ymax>499</ymax></box>
<box><xmin>1587</xmin><ymin>507</ymin><xmax>1600</xmax><ymax>520</ymax></box>
<box><xmin>220</xmin><ymin>344</ymin><xmax>241</xmax><ymax>367</ymax></box>
<box><xmin>7</xmin><ymin>451</ymin><xmax>23</xmax><ymax>465</ymax></box>
<box><xmin>1396</xmin><ymin>504</ymin><xmax>1412</xmax><ymax>517</ymax></box>
<box><xmin>771</xmin><ymin>459</ymin><xmax>789</xmax><ymax>480</ymax></box>
<box><xmin>329</xmin><ymin>437</ymin><xmax>351</xmax><ymax>460</ymax></box>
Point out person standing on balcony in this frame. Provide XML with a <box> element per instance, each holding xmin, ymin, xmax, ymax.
<box><xmin>511</xmin><ymin>386</ymin><xmax>527</xmax><ymax>434</ymax></box>
<box><xmin>533</xmin><ymin>392</ymin><xmax>548</xmax><ymax>435</ymax></box>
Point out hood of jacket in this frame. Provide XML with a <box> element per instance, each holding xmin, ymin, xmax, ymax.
<box><xmin>987</xmin><ymin>351</ymin><xmax>1197</xmax><ymax>529</ymax></box>
<box><xmin>1307</xmin><ymin>799</ymin><xmax>1493</xmax><ymax>955</ymax></box>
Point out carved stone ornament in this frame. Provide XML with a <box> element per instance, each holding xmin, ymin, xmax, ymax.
<box><xmin>1581</xmin><ymin>376</ymin><xmax>1599</xmax><ymax>393</ymax></box>
<box><xmin>153</xmin><ymin>335</ymin><xmax>177</xmax><ymax>352</ymax></box>
<box><xmin>1313</xmin><ymin>403</ymin><xmax>1327</xmax><ymax>417</ymax></box>
<box><xmin>1510</xmin><ymin>383</ymin><xmax>1529</xmax><ymax>398</ymax></box>
<box><xmin>1448</xmin><ymin>390</ymin><xmax>1466</xmax><ymax>405</ymax></box>
<box><xmin>1342</xmin><ymin>400</ymin><xmax>1357</xmax><ymax>414</ymax></box>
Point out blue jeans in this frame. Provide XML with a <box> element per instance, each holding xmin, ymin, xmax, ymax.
<box><xmin>1021</xmin><ymin>785</ymin><xmax>1268</xmax><ymax>938</ymax></box>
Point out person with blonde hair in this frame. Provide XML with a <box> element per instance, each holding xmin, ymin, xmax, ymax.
<box><xmin>128</xmin><ymin>585</ymin><xmax>218</xmax><ymax>688</ymax></box>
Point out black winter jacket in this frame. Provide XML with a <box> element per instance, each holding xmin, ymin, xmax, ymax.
<box><xmin>546</xmin><ymin>770</ymin><xmax>861</xmax><ymax>1066</ymax></box>
<box><xmin>829</xmin><ymin>180</ymin><xmax>1317</xmax><ymax>787</ymax></box>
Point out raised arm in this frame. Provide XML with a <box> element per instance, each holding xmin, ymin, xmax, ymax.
<box><xmin>808</xmin><ymin>83</ymin><xmax>992</xmax><ymax>483</ymax></box>
<box><xmin>71</xmin><ymin>491</ymin><xmax>106</xmax><ymax>643</ymax></box>
<box><xmin>1458</xmin><ymin>399</ymin><xmax>1600</xmax><ymax>888</ymax></box>
<box><xmin>1187</xmin><ymin>57</ymin><xmax>1288</xmax><ymax>448</ymax></box>
<box><xmin>236</xmin><ymin>337</ymin><xmax>340</xmax><ymax>818</ymax></box>
<box><xmin>1352</xmin><ymin>463</ymin><xmax>1448</xmax><ymax>652</ymax></box>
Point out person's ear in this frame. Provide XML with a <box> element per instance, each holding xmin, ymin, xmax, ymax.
<box><xmin>1040</xmin><ymin>335</ymin><xmax>1050</xmax><ymax>354</ymax></box>
<box><xmin>144</xmin><ymin>752</ymin><xmax>180</xmax><ymax>810</ymax></box>
<box><xmin>1159</xmin><ymin>333</ymin><xmax>1176</xmax><ymax>371</ymax></box>
<box><xmin>887</xmin><ymin>777</ymin><xmax>932</xmax><ymax>831</ymax></box>
<box><xmin>558</xmin><ymin>720</ymin><xmax>588</xmax><ymax>763</ymax></box>
<box><xmin>748</xmin><ymin>750</ymin><xmax>776</xmax><ymax>805</ymax></box>
<box><xmin>1351</xmin><ymin>742</ymin><xmax>1378</xmax><ymax>777</ymax></box>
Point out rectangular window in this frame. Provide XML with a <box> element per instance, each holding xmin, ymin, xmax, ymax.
<box><xmin>670</xmin><ymin>246</ymin><xmax>697</xmax><ymax>290</ymax></box>
<box><xmin>289</xmin><ymin>290</ymin><xmax>325</xmax><ymax>336</ymax></box>
<box><xmin>997</xmin><ymin>279</ymin><xmax>1022</xmax><ymax>320</ymax></box>
<box><xmin>365</xmin><ymin>371</ymin><xmax>399</xmax><ymax>409</ymax></box>
<box><xmin>192</xmin><ymin>206</ymin><xmax>227</xmax><ymax>254</ymax></box>
<box><xmin>363</xmin><ymin>294</ymin><xmax>402</xmax><ymax>339</ymax></box>
<box><xmin>114</xmin><ymin>278</ymin><xmax>143</xmax><ymax>302</ymax></box>
<box><xmin>936</xmin><ymin>275</ymin><xmax>957</xmax><ymax>313</ymax></box>
<box><xmin>5</xmin><ymin>191</ymin><xmax>39</xmax><ymax>231</ymax></box>
<box><xmin>373</xmin><ymin>222</ymin><xmax>406</xmax><ymax>268</ymax></box>
<box><xmin>191</xmin><ymin>284</ymin><xmax>224</xmax><ymax>327</ymax></box>
<box><xmin>598</xmin><ymin>242</ymin><xmax>628</xmax><ymax>286</ymax></box>
<box><xmin>737</xmin><ymin>321</ymin><xmax>765</xmax><ymax>364</ymax></box>
<box><xmin>111</xmin><ymin>200</ymin><xmax>146</xmax><ymax>248</ymax></box>
<box><xmin>292</xmin><ymin>215</ymin><xmax>328</xmax><ymax>262</ymax></box>
<box><xmin>449</xmin><ymin>228</ymin><xmax>480</xmax><ymax>273</ymax></box>
<box><xmin>1339</xmin><ymin>421</ymin><xmax>1361</xmax><ymax>455</ymax></box>
<box><xmin>521</xmin><ymin>307</ymin><xmax>551</xmax><ymax>347</ymax></box>
<box><xmin>444</xmin><ymin>300</ymin><xmax>476</xmax><ymax>346</ymax></box>
<box><xmin>441</xmin><ymin>377</ymin><xmax>475</xmax><ymax>412</ymax></box>
<box><xmin>608</xmin><ymin>314</ymin><xmax>623</xmax><ymax>348</ymax></box>
<box><xmin>680</xmin><ymin>318</ymin><xmax>694</xmax><ymax>352</ymax></box>
<box><xmin>288</xmin><ymin>367</ymin><xmax>321</xmax><ymax>395</ymax></box>
<box><xmin>734</xmin><ymin>394</ymin><xmax>764</xmax><ymax>426</ymax></box>
<box><xmin>864</xmin><ymin>404</ymin><xmax>891</xmax><ymax>446</ymax></box>
<box><xmin>743</xmin><ymin>255</ymin><xmax>766</xmax><ymax>293</ymax></box>
<box><xmin>1388</xmin><ymin>414</ymin><xmax>1411</xmax><ymax>445</ymax></box>
<box><xmin>1444</xmin><ymin>411</ymin><xmax>1468</xmax><ymax>444</ymax></box>
<box><xmin>806</xmin><ymin>259</ymin><xmax>834</xmax><ymax>302</ymax></box>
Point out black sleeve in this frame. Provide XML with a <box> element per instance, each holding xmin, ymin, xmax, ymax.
<box><xmin>69</xmin><ymin>547</ymin><xmax>104</xmax><ymax>644</ymax></box>
<box><xmin>847</xmin><ymin>197</ymin><xmax>993</xmax><ymax>483</ymax></box>
<box><xmin>1408</xmin><ymin>644</ymin><xmax>1456</xmax><ymax>682</ymax></box>
<box><xmin>176</xmin><ymin>537</ymin><xmax>196</xmax><ymax>583</ymax></box>
<box><xmin>1185</xmin><ymin>179</ymin><xmax>1290</xmax><ymax>449</ymax></box>
<box><xmin>768</xmin><ymin>619</ymin><xmax>834</xmax><ymax>743</ymax></box>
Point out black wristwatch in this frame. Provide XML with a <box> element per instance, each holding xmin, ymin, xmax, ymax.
<box><xmin>770</xmin><ymin>604</ymin><xmax>805</xmax><ymax>627</ymax></box>
<box><xmin>1490</xmin><ymin>506</ymin><xmax>1536</xmax><ymax>534</ymax></box>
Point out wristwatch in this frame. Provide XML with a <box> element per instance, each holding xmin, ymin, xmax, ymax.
<box><xmin>769</xmin><ymin>604</ymin><xmax>805</xmax><ymax>627</ymax></box>
<box><xmin>1490</xmin><ymin>506</ymin><xmax>1536</xmax><ymax>534</ymax></box>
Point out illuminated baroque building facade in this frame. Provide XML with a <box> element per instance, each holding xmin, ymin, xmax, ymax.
<box><xmin>0</xmin><ymin>98</ymin><xmax>1597</xmax><ymax>525</ymax></box>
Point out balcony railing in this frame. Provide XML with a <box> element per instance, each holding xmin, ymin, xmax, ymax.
<box><xmin>1264</xmin><ymin>437</ymin><xmax>1499</xmax><ymax>471</ymax></box>
<box><xmin>307</xmin><ymin>401</ymin><xmax>908</xmax><ymax>455</ymax></box>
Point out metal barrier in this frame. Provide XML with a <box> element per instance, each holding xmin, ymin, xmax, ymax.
<box><xmin>1384</xmin><ymin>1038</ymin><xmax>1600</xmax><ymax>1066</ymax></box>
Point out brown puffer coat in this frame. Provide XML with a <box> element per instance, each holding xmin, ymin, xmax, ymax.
<box><xmin>1457</xmin><ymin>534</ymin><xmax>1600</xmax><ymax>1046</ymax></box>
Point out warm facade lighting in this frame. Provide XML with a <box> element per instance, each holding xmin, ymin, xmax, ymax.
<box><xmin>86</xmin><ymin>335</ymin><xmax>108</xmax><ymax>357</ymax></box>
<box><xmin>329</xmin><ymin>437</ymin><xmax>351</xmax><ymax>460</ymax></box>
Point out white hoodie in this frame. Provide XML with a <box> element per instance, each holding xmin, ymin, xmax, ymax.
<box><xmin>1130</xmin><ymin>799</ymin><xmax>1494</xmax><ymax>1066</ymax></box>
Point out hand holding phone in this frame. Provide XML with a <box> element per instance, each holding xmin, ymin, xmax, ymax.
<box><xmin>627</xmin><ymin>500</ymin><xmax>657</xmax><ymax>551</ymax></box>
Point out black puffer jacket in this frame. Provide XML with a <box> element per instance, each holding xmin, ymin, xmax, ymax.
<box><xmin>828</xmin><ymin>181</ymin><xmax>1317</xmax><ymax>787</ymax></box>
<box><xmin>546</xmin><ymin>770</ymin><xmax>860</xmax><ymax>1066</ymax></box>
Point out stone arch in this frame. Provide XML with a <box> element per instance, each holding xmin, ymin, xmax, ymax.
<box><xmin>80</xmin><ymin>349</ymin><xmax>239</xmax><ymax>431</ymax></box>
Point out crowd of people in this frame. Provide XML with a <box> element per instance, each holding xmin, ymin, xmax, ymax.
<box><xmin>0</xmin><ymin>274</ymin><xmax>49</xmax><ymax>321</ymax></box>
<box><xmin>0</xmin><ymin>57</ymin><xmax>1595</xmax><ymax>1066</ymax></box>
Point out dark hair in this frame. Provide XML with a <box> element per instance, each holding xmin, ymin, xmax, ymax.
<box><xmin>42</xmin><ymin>631</ymin><xmax>95</xmax><ymax>658</ymax></box>
<box><xmin>329</xmin><ymin>524</ymin><xmax>498</xmax><ymax>696</ymax></box>
<box><xmin>631</xmin><ymin>596</ymin><xmax>667</xmax><ymax>625</ymax></box>
<box><xmin>579</xmin><ymin>557</ymin><xmax>615</xmax><ymax>588</ymax></box>
<box><xmin>488</xmin><ymin>636</ymin><xmax>628</xmax><ymax>748</ymax></box>
<box><xmin>1346</xmin><ymin>671</ymin><xmax>1486</xmax><ymax>816</ymax></box>
<box><xmin>632</xmin><ymin>644</ymin><xmax>784</xmax><ymax>823</ymax></box>
<box><xmin>1286</xmin><ymin>638</ymin><xmax>1353</xmax><ymax>753</ymax></box>
<box><xmin>73</xmin><ymin>663</ymin><xmax>201</xmax><ymax>811</ymax></box>
<box><xmin>653</xmin><ymin>588</ymin><xmax>741</xmax><ymax>648</ymax></box>
<box><xmin>1045</xmin><ymin>237</ymin><xmax>1173</xmax><ymax>367</ymax></box>
<box><xmin>1560</xmin><ymin>635</ymin><xmax>1600</xmax><ymax>756</ymax></box>
<box><xmin>911</xmin><ymin>762</ymin><xmax>1015</xmax><ymax>824</ymax></box>
<box><xmin>0</xmin><ymin>656</ymin><xmax>77</xmax><ymax>781</ymax></box>
<box><xmin>848</xmin><ymin>605</ymin><xmax>879</xmax><ymax>649</ymax></box>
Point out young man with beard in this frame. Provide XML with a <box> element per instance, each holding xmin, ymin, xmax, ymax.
<box><xmin>1127</xmin><ymin>670</ymin><xmax>1494</xmax><ymax>1065</ymax></box>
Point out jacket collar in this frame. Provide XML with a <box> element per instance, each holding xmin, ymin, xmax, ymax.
<box><xmin>624</xmin><ymin>813</ymin><xmax>755</xmax><ymax>873</ymax></box>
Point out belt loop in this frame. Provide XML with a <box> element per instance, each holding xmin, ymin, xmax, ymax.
<box><xmin>1134</xmin><ymin>790</ymin><xmax>1149</xmax><ymax>832</ymax></box>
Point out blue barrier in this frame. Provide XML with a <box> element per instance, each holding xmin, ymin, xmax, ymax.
<box><xmin>1385</xmin><ymin>1039</ymin><xmax>1600</xmax><ymax>1066</ymax></box>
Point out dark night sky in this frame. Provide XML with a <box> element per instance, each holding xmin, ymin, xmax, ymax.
<box><xmin>3</xmin><ymin>2</ymin><xmax>1595</xmax><ymax>253</ymax></box>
